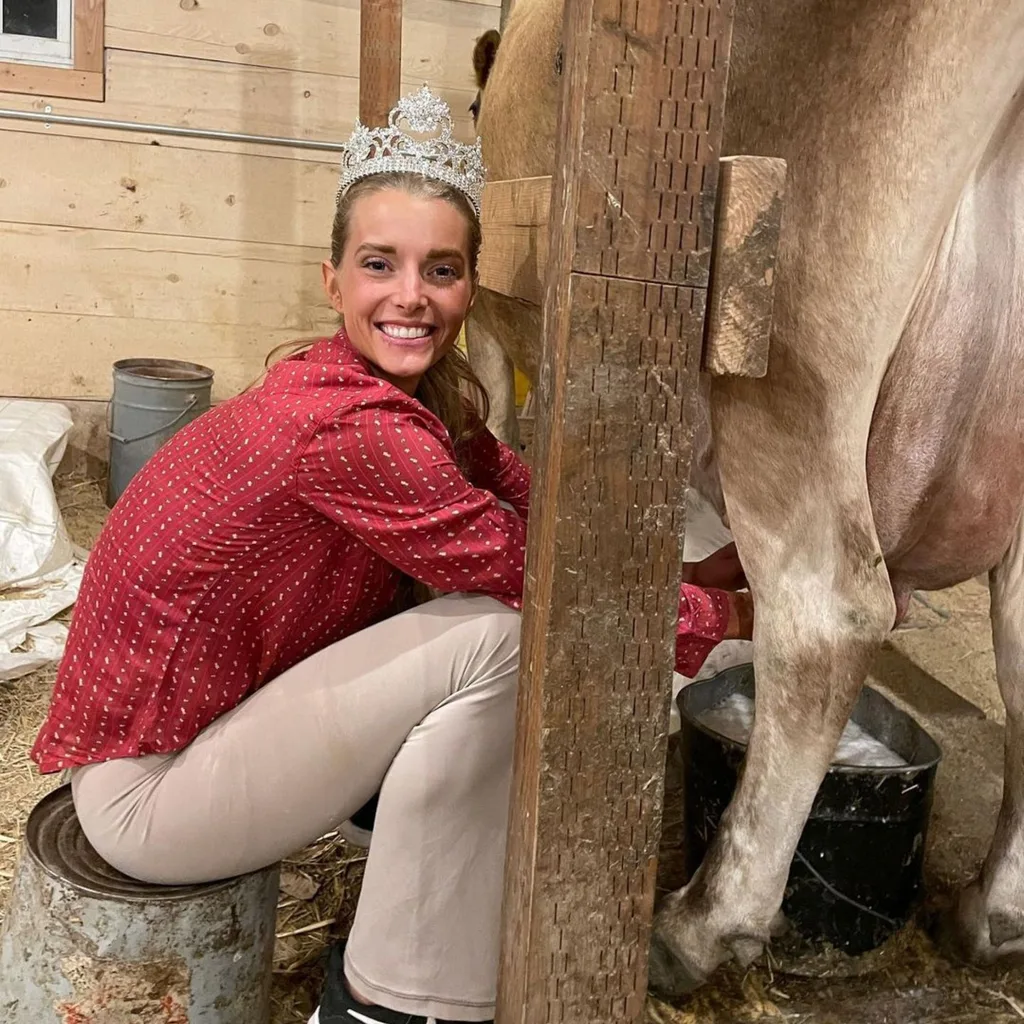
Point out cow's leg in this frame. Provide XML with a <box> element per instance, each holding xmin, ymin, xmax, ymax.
<box><xmin>953</xmin><ymin>512</ymin><xmax>1024</xmax><ymax>965</ymax></box>
<box><xmin>650</xmin><ymin>397</ymin><xmax>896</xmax><ymax>994</ymax></box>
<box><xmin>465</xmin><ymin>293</ymin><xmax>522</xmax><ymax>447</ymax></box>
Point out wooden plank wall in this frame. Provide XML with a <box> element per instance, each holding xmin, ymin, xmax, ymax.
<box><xmin>0</xmin><ymin>0</ymin><xmax>498</xmax><ymax>402</ymax></box>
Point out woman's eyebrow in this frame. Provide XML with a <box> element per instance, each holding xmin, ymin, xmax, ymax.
<box><xmin>426</xmin><ymin>248</ymin><xmax>464</xmax><ymax>261</ymax></box>
<box><xmin>354</xmin><ymin>243</ymin><xmax>464</xmax><ymax>261</ymax></box>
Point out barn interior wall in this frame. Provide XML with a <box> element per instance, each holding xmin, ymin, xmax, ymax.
<box><xmin>0</xmin><ymin>0</ymin><xmax>497</xmax><ymax>469</ymax></box>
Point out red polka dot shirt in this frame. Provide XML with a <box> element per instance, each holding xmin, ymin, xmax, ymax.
<box><xmin>32</xmin><ymin>331</ymin><xmax>729</xmax><ymax>773</ymax></box>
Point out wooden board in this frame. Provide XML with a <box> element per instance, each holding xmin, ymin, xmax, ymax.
<box><xmin>0</xmin><ymin>309</ymin><xmax>307</xmax><ymax>399</ymax></box>
<box><xmin>703</xmin><ymin>155</ymin><xmax>786</xmax><ymax>378</ymax></box>
<box><xmin>478</xmin><ymin>176</ymin><xmax>552</xmax><ymax>306</ymax></box>
<box><xmin>0</xmin><ymin>65</ymin><xmax>103</xmax><ymax>101</ymax></box>
<box><xmin>74</xmin><ymin>0</ymin><xmax>105</xmax><ymax>74</ymax></box>
<box><xmin>0</xmin><ymin>222</ymin><xmax>335</xmax><ymax>331</ymax></box>
<box><xmin>0</xmin><ymin>129</ymin><xmax>338</xmax><ymax>247</ymax></box>
<box><xmin>495</xmin><ymin>0</ymin><xmax>735</xmax><ymax>1020</ymax></box>
<box><xmin>0</xmin><ymin>48</ymin><xmax>478</xmax><ymax>146</ymax></box>
<box><xmin>105</xmin><ymin>0</ymin><xmax>496</xmax><ymax>86</ymax></box>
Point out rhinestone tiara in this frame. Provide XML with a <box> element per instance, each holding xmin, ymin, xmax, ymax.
<box><xmin>336</xmin><ymin>86</ymin><xmax>486</xmax><ymax>216</ymax></box>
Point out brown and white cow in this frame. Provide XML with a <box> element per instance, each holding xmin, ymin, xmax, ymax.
<box><xmin>466</xmin><ymin>0</ymin><xmax>1024</xmax><ymax>996</ymax></box>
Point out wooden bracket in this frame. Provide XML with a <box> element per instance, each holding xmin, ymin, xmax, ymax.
<box><xmin>702</xmin><ymin>155</ymin><xmax>787</xmax><ymax>378</ymax></box>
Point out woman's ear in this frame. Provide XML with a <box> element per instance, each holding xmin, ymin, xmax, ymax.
<box><xmin>321</xmin><ymin>260</ymin><xmax>344</xmax><ymax>315</ymax></box>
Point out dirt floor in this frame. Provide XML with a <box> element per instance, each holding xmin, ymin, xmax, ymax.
<box><xmin>1</xmin><ymin>475</ymin><xmax>1021</xmax><ymax>1023</ymax></box>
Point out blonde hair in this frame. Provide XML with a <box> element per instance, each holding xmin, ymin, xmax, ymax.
<box><xmin>264</xmin><ymin>173</ymin><xmax>490</xmax><ymax>445</ymax></box>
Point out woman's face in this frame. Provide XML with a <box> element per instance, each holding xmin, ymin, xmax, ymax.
<box><xmin>322</xmin><ymin>188</ymin><xmax>476</xmax><ymax>395</ymax></box>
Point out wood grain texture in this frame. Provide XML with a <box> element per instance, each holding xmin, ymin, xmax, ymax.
<box><xmin>74</xmin><ymin>0</ymin><xmax>106</xmax><ymax>74</ymax></box>
<box><xmin>0</xmin><ymin>48</ymin><xmax>478</xmax><ymax>149</ymax></box>
<box><xmin>105</xmin><ymin>0</ymin><xmax>496</xmax><ymax>85</ymax></box>
<box><xmin>496</xmin><ymin>1</ymin><xmax>735</xmax><ymax>1021</ymax></box>
<box><xmin>0</xmin><ymin>129</ymin><xmax>338</xmax><ymax>247</ymax></box>
<box><xmin>0</xmin><ymin>309</ymin><xmax>304</xmax><ymax>399</ymax></box>
<box><xmin>478</xmin><ymin>176</ymin><xmax>552</xmax><ymax>304</ymax></box>
<box><xmin>0</xmin><ymin>65</ymin><xmax>103</xmax><ymax>101</ymax></box>
<box><xmin>360</xmin><ymin>0</ymin><xmax>403</xmax><ymax>126</ymax></box>
<box><xmin>703</xmin><ymin>155</ymin><xmax>786</xmax><ymax>378</ymax></box>
<box><xmin>0</xmin><ymin>222</ymin><xmax>333</xmax><ymax>331</ymax></box>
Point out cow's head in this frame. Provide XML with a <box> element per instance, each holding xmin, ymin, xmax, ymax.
<box><xmin>470</xmin><ymin>29</ymin><xmax>502</xmax><ymax>127</ymax></box>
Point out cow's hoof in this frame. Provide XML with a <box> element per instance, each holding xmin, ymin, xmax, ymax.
<box><xmin>941</xmin><ymin>882</ymin><xmax>1024</xmax><ymax>968</ymax></box>
<box><xmin>648</xmin><ymin>929</ymin><xmax>706</xmax><ymax>1000</ymax></box>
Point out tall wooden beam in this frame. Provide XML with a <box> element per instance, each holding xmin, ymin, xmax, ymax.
<box><xmin>495</xmin><ymin>1</ymin><xmax>736</xmax><ymax>1021</ymax></box>
<box><xmin>359</xmin><ymin>0</ymin><xmax>402</xmax><ymax>127</ymax></box>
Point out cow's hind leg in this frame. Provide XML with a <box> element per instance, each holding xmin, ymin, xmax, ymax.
<box><xmin>953</xmin><ymin>511</ymin><xmax>1024</xmax><ymax>965</ymax></box>
<box><xmin>650</xmin><ymin>398</ymin><xmax>896</xmax><ymax>994</ymax></box>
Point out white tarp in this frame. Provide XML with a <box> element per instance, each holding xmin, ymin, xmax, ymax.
<box><xmin>0</xmin><ymin>400</ymin><xmax>87</xmax><ymax>682</ymax></box>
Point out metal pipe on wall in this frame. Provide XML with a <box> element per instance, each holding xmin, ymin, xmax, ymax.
<box><xmin>0</xmin><ymin>107</ymin><xmax>346</xmax><ymax>151</ymax></box>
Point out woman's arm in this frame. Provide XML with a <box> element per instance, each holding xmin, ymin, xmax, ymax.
<box><xmin>296</xmin><ymin>405</ymin><xmax>528</xmax><ymax>606</ymax></box>
<box><xmin>457</xmin><ymin>422</ymin><xmax>531</xmax><ymax>521</ymax></box>
<box><xmin>298</xmin><ymin>403</ymin><xmax>750</xmax><ymax>671</ymax></box>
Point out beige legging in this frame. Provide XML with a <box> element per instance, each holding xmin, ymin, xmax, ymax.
<box><xmin>71</xmin><ymin>593</ymin><xmax>521</xmax><ymax>1022</ymax></box>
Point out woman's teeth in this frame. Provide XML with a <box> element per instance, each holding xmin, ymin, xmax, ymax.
<box><xmin>379</xmin><ymin>324</ymin><xmax>432</xmax><ymax>340</ymax></box>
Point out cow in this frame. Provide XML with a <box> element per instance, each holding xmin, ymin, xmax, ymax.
<box><xmin>464</xmin><ymin>0</ymin><xmax>1024</xmax><ymax>998</ymax></box>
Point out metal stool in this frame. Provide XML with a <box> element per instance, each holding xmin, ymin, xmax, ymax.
<box><xmin>0</xmin><ymin>786</ymin><xmax>280</xmax><ymax>1023</ymax></box>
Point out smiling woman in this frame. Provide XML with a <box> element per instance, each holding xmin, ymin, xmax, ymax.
<box><xmin>26</xmin><ymin>87</ymin><xmax>748</xmax><ymax>1024</ymax></box>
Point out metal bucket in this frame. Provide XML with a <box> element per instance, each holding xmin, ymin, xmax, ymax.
<box><xmin>677</xmin><ymin>664</ymin><xmax>942</xmax><ymax>957</ymax></box>
<box><xmin>106</xmin><ymin>358</ymin><xmax>214</xmax><ymax>507</ymax></box>
<box><xmin>0</xmin><ymin>786</ymin><xmax>279</xmax><ymax>1023</ymax></box>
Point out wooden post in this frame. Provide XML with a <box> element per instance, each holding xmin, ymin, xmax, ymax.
<box><xmin>359</xmin><ymin>0</ymin><xmax>402</xmax><ymax>127</ymax></box>
<box><xmin>495</xmin><ymin>1</ymin><xmax>736</xmax><ymax>1022</ymax></box>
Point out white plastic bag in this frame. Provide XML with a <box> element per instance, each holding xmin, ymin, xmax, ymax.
<box><xmin>0</xmin><ymin>400</ymin><xmax>86</xmax><ymax>681</ymax></box>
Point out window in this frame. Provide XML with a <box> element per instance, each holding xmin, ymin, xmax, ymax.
<box><xmin>0</xmin><ymin>0</ymin><xmax>104</xmax><ymax>100</ymax></box>
<box><xmin>1</xmin><ymin>0</ymin><xmax>73</xmax><ymax>67</ymax></box>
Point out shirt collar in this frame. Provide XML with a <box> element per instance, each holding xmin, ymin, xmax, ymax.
<box><xmin>300</xmin><ymin>327</ymin><xmax>373</xmax><ymax>375</ymax></box>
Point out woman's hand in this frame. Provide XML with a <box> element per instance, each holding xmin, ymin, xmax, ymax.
<box><xmin>724</xmin><ymin>590</ymin><xmax>754</xmax><ymax>641</ymax></box>
<box><xmin>684</xmin><ymin>542</ymin><xmax>747</xmax><ymax>591</ymax></box>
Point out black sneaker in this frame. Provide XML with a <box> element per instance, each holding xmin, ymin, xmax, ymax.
<box><xmin>310</xmin><ymin>942</ymin><xmax>492</xmax><ymax>1024</ymax></box>
<box><xmin>338</xmin><ymin>793</ymin><xmax>379</xmax><ymax>849</ymax></box>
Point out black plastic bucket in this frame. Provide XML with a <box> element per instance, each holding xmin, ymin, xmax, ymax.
<box><xmin>677</xmin><ymin>664</ymin><xmax>942</xmax><ymax>955</ymax></box>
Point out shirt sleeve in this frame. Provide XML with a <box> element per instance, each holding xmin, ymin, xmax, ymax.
<box><xmin>296</xmin><ymin>404</ymin><xmax>526</xmax><ymax>607</ymax></box>
<box><xmin>457</xmin><ymin>425</ymin><xmax>532</xmax><ymax>521</ymax></box>
<box><xmin>676</xmin><ymin>583</ymin><xmax>732</xmax><ymax>677</ymax></box>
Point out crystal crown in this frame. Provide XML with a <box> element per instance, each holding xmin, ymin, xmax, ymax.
<box><xmin>336</xmin><ymin>86</ymin><xmax>486</xmax><ymax>216</ymax></box>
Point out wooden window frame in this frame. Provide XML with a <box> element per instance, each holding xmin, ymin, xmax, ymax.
<box><xmin>0</xmin><ymin>0</ymin><xmax>104</xmax><ymax>101</ymax></box>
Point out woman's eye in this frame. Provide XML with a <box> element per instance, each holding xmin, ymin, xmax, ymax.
<box><xmin>363</xmin><ymin>258</ymin><xmax>389</xmax><ymax>272</ymax></box>
<box><xmin>431</xmin><ymin>264</ymin><xmax>460</xmax><ymax>281</ymax></box>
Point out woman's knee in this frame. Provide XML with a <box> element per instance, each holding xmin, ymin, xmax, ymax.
<box><xmin>71</xmin><ymin>758</ymin><xmax>184</xmax><ymax>885</ymax></box>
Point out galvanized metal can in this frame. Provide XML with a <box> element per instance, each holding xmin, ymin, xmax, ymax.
<box><xmin>106</xmin><ymin>358</ymin><xmax>214</xmax><ymax>507</ymax></box>
<box><xmin>0</xmin><ymin>786</ymin><xmax>279</xmax><ymax>1023</ymax></box>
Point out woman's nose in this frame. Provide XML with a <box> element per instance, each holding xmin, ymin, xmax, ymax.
<box><xmin>394</xmin><ymin>269</ymin><xmax>426</xmax><ymax>309</ymax></box>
